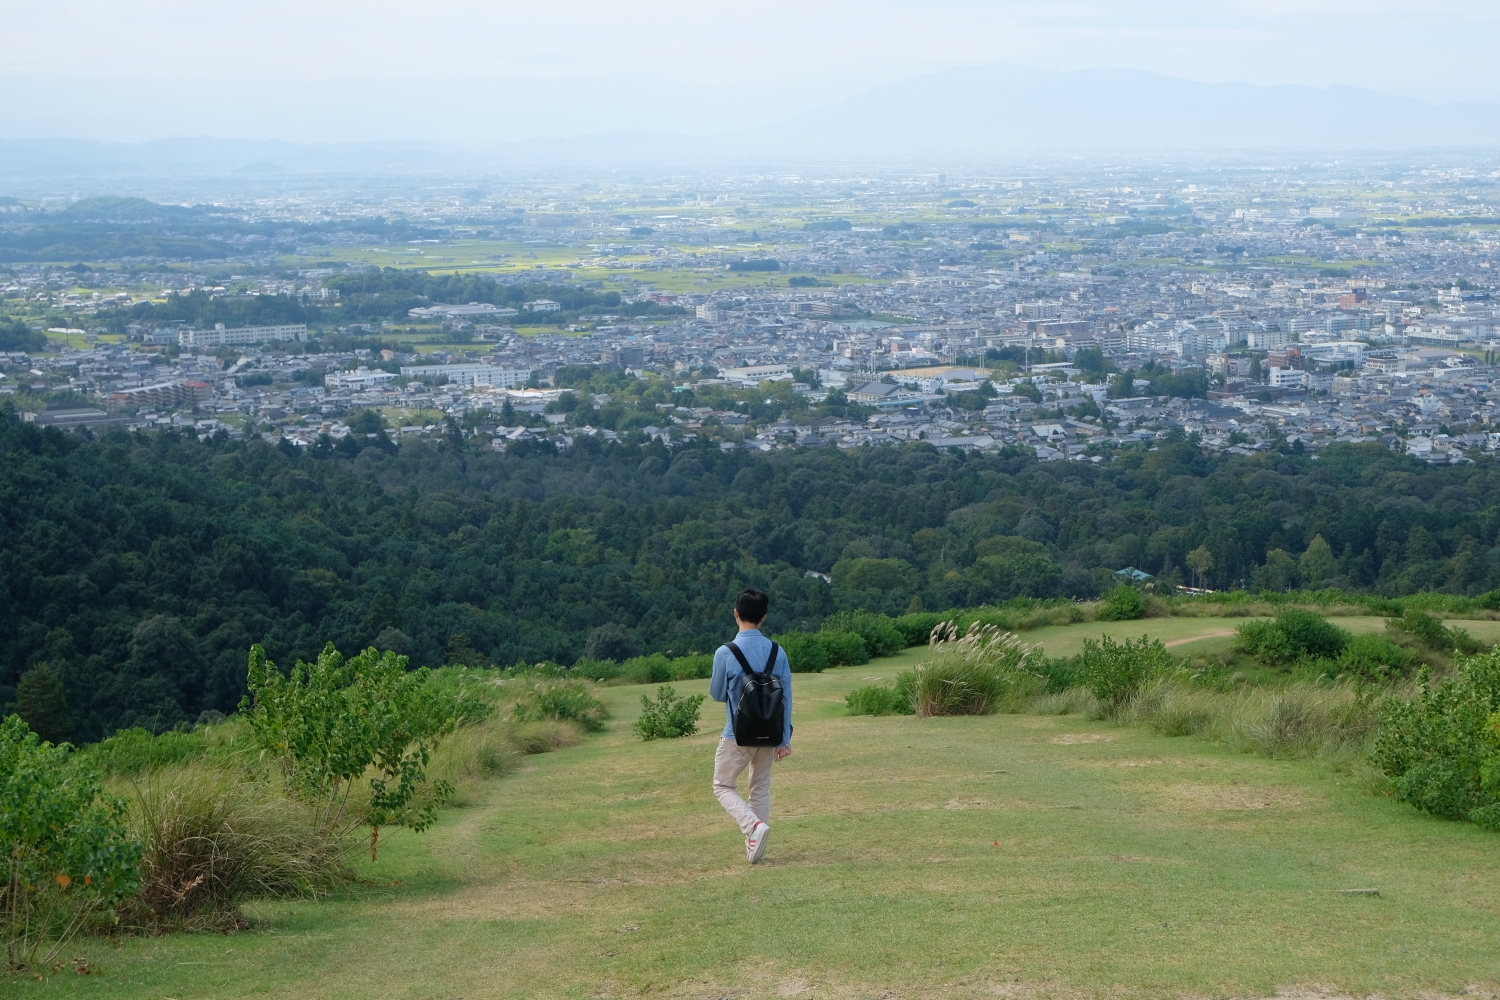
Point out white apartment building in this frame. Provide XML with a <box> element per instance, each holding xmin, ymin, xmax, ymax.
<box><xmin>1406</xmin><ymin>326</ymin><xmax>1480</xmax><ymax>348</ymax></box>
<box><xmin>1126</xmin><ymin>327</ymin><xmax>1181</xmax><ymax>353</ymax></box>
<box><xmin>1268</xmin><ymin>367</ymin><xmax>1306</xmax><ymax>389</ymax></box>
<box><xmin>720</xmin><ymin>364</ymin><xmax>792</xmax><ymax>384</ymax></box>
<box><xmin>1179</xmin><ymin>328</ymin><xmax>1227</xmax><ymax>357</ymax></box>
<box><xmin>1247</xmin><ymin>329</ymin><xmax>1291</xmax><ymax>351</ymax></box>
<box><xmin>1301</xmin><ymin>341</ymin><xmax>1368</xmax><ymax>366</ymax></box>
<box><xmin>1016</xmin><ymin>300</ymin><xmax>1060</xmax><ymax>320</ymax></box>
<box><xmin>399</xmin><ymin>364</ymin><xmax>532</xmax><ymax>387</ymax></box>
<box><xmin>179</xmin><ymin>323</ymin><xmax>305</xmax><ymax>348</ymax></box>
<box><xmin>326</xmin><ymin>368</ymin><xmax>399</xmax><ymax>389</ymax></box>
<box><xmin>407</xmin><ymin>303</ymin><xmax>518</xmax><ymax>321</ymax></box>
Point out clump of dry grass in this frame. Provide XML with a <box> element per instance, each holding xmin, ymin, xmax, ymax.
<box><xmin>122</xmin><ymin>714</ymin><xmax>587</xmax><ymax>928</ymax></box>
<box><xmin>1118</xmin><ymin>677</ymin><xmax>1383</xmax><ymax>767</ymax></box>
<box><xmin>909</xmin><ymin>623</ymin><xmax>1044</xmax><ymax>717</ymax></box>
<box><xmin>428</xmin><ymin>716</ymin><xmax>582</xmax><ymax>805</ymax></box>
<box><xmin>1029</xmin><ymin>686</ymin><xmax>1100</xmax><ymax>716</ymax></box>
<box><xmin>124</xmin><ymin>767</ymin><xmax>345</xmax><ymax>930</ymax></box>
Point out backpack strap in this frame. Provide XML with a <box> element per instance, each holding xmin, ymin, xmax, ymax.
<box><xmin>725</xmin><ymin>642</ymin><xmax>754</xmax><ymax>675</ymax></box>
<box><xmin>725</xmin><ymin>641</ymin><xmax>780</xmax><ymax>676</ymax></box>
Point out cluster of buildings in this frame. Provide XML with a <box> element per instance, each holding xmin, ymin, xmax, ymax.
<box><xmin>7</xmin><ymin>316</ymin><xmax>1496</xmax><ymax>469</ymax></box>
<box><xmin>8</xmin><ymin>166</ymin><xmax>1500</xmax><ymax>463</ymax></box>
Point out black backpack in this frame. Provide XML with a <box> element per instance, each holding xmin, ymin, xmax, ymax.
<box><xmin>725</xmin><ymin>641</ymin><xmax>784</xmax><ymax>748</ymax></box>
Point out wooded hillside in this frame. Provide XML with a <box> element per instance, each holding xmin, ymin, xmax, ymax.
<box><xmin>5</xmin><ymin>409</ymin><xmax>1499</xmax><ymax>739</ymax></box>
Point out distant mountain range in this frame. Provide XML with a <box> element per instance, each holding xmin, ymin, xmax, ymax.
<box><xmin>3</xmin><ymin>65</ymin><xmax>1500</xmax><ymax>180</ymax></box>
<box><xmin>748</xmin><ymin>64</ymin><xmax>1500</xmax><ymax>158</ymax></box>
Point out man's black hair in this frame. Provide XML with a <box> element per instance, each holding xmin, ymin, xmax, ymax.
<box><xmin>735</xmin><ymin>588</ymin><xmax>769</xmax><ymax>625</ymax></box>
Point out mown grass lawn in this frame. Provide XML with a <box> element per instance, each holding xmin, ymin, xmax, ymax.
<box><xmin>24</xmin><ymin>616</ymin><xmax>1500</xmax><ymax>999</ymax></box>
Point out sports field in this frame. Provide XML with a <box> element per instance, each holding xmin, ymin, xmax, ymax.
<box><xmin>26</xmin><ymin>616</ymin><xmax>1500</xmax><ymax>999</ymax></box>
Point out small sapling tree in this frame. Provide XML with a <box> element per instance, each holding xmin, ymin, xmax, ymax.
<box><xmin>242</xmin><ymin>643</ymin><xmax>460</xmax><ymax>861</ymax></box>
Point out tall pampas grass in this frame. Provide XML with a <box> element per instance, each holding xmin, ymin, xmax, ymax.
<box><xmin>908</xmin><ymin>623</ymin><xmax>1044</xmax><ymax>717</ymax></box>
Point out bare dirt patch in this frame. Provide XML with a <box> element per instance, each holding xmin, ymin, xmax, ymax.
<box><xmin>1164</xmin><ymin>629</ymin><xmax>1236</xmax><ymax>647</ymax></box>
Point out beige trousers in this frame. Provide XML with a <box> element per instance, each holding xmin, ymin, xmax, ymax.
<box><xmin>713</xmin><ymin>738</ymin><xmax>774</xmax><ymax>836</ymax></box>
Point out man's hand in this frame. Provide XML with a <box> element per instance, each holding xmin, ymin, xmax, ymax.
<box><xmin>774</xmin><ymin>745</ymin><xmax>792</xmax><ymax>761</ymax></box>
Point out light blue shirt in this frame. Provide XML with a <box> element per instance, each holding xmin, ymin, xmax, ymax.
<box><xmin>709</xmin><ymin>629</ymin><xmax>793</xmax><ymax>747</ymax></box>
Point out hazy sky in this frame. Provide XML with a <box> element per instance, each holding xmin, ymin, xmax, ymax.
<box><xmin>3</xmin><ymin>0</ymin><xmax>1498</xmax><ymax>142</ymax></box>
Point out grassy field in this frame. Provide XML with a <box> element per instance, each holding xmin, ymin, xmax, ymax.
<box><xmin>280</xmin><ymin>238</ymin><xmax>886</xmax><ymax>297</ymax></box>
<box><xmin>22</xmin><ymin>615</ymin><xmax>1500</xmax><ymax>999</ymax></box>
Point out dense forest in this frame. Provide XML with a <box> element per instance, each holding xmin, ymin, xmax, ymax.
<box><xmin>6</xmin><ymin>407</ymin><xmax>1500</xmax><ymax>741</ymax></box>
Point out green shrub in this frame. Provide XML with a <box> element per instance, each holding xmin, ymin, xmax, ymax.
<box><xmin>1</xmin><ymin>715</ymin><xmax>141</xmax><ymax>970</ymax></box>
<box><xmin>1018</xmin><ymin>604</ymin><xmax>1085</xmax><ymax>629</ymax></box>
<box><xmin>1081</xmin><ymin>635</ymin><xmax>1175</xmax><ymax>711</ymax></box>
<box><xmin>512</xmin><ymin>681</ymin><xmax>608</xmax><ymax>733</ymax></box>
<box><xmin>819</xmin><ymin>629</ymin><xmax>870</xmax><ymax>666</ymax></box>
<box><xmin>1276</xmin><ymin>608</ymin><xmax>1350</xmax><ymax>658</ymax></box>
<box><xmin>1387</xmin><ymin>608</ymin><xmax>1483</xmax><ymax>654</ymax></box>
<box><xmin>632</xmin><ymin>686</ymin><xmax>706</xmax><ymax>740</ymax></box>
<box><xmin>845</xmin><ymin>683</ymin><xmax>915</xmax><ymax>716</ymax></box>
<box><xmin>892</xmin><ymin>612</ymin><xmax>948</xmax><ymax>647</ymax></box>
<box><xmin>78</xmin><ymin>726</ymin><xmax>210</xmax><ymax>777</ymax></box>
<box><xmin>891</xmin><ymin>602</ymin><xmax>1080</xmax><ymax>647</ymax></box>
<box><xmin>1335</xmin><ymin>634</ymin><xmax>1421</xmax><ymax>682</ymax></box>
<box><xmin>1236</xmin><ymin>608</ymin><xmax>1349</xmax><ymax>665</ymax></box>
<box><xmin>1033</xmin><ymin>654</ymin><xmax>1085</xmax><ymax>692</ymax></box>
<box><xmin>620</xmin><ymin>653</ymin><xmax>672</xmax><ymax>685</ymax></box>
<box><xmin>667</xmin><ymin>654</ymin><xmax>713</xmax><ymax>681</ymax></box>
<box><xmin>774</xmin><ymin>631</ymin><xmax>829</xmax><ymax>673</ymax></box>
<box><xmin>910</xmin><ymin>623</ymin><xmax>1042</xmax><ymax>716</ymax></box>
<box><xmin>572</xmin><ymin>653</ymin><xmax>710</xmax><ymax>683</ymax></box>
<box><xmin>244</xmin><ymin>643</ymin><xmax>460</xmax><ymax>861</ymax></box>
<box><xmin>1235</xmin><ymin>619</ymin><xmax>1291</xmax><ymax>661</ymax></box>
<box><xmin>1387</xmin><ymin>608</ymin><xmax>1451</xmax><ymax>646</ymax></box>
<box><xmin>1371</xmin><ymin>650</ymin><xmax>1500</xmax><ymax>826</ymax></box>
<box><xmin>1396</xmin><ymin>758</ymin><xmax>1483</xmax><ymax>821</ymax></box>
<box><xmin>570</xmin><ymin>658</ymin><xmax>622</xmax><ymax>682</ymax></box>
<box><xmin>823</xmin><ymin>610</ymin><xmax>906</xmax><ymax>658</ymax></box>
<box><xmin>1097</xmin><ymin>585</ymin><xmax>1147</xmax><ymax>621</ymax></box>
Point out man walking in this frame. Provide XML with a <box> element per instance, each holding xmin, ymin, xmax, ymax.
<box><xmin>709</xmin><ymin>588</ymin><xmax>793</xmax><ymax>864</ymax></box>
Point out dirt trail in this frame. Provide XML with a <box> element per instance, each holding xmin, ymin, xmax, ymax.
<box><xmin>1164</xmin><ymin>629</ymin><xmax>1236</xmax><ymax>647</ymax></box>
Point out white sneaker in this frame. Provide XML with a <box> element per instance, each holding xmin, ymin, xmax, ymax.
<box><xmin>746</xmin><ymin>822</ymin><xmax>770</xmax><ymax>864</ymax></box>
